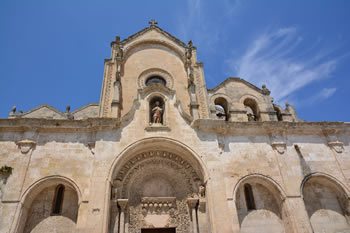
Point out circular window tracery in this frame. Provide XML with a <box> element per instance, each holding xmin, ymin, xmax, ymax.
<box><xmin>145</xmin><ymin>76</ymin><xmax>166</xmax><ymax>86</ymax></box>
<box><xmin>138</xmin><ymin>68</ymin><xmax>174</xmax><ymax>89</ymax></box>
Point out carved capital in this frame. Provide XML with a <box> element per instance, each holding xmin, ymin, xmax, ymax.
<box><xmin>16</xmin><ymin>139</ymin><xmax>36</xmax><ymax>154</ymax></box>
<box><xmin>271</xmin><ymin>142</ymin><xmax>287</xmax><ymax>154</ymax></box>
<box><xmin>187</xmin><ymin>198</ymin><xmax>199</xmax><ymax>210</ymax></box>
<box><xmin>117</xmin><ymin>199</ymin><xmax>128</xmax><ymax>211</ymax></box>
<box><xmin>328</xmin><ymin>141</ymin><xmax>344</xmax><ymax>153</ymax></box>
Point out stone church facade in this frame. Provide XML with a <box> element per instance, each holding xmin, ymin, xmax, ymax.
<box><xmin>1</xmin><ymin>22</ymin><xmax>350</xmax><ymax>233</ymax></box>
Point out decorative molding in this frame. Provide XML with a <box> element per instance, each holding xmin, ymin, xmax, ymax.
<box><xmin>117</xmin><ymin>199</ymin><xmax>129</xmax><ymax>210</ymax></box>
<box><xmin>138</xmin><ymin>68</ymin><xmax>174</xmax><ymax>90</ymax></box>
<box><xmin>16</xmin><ymin>139</ymin><xmax>36</xmax><ymax>154</ymax></box>
<box><xmin>271</xmin><ymin>142</ymin><xmax>287</xmax><ymax>154</ymax></box>
<box><xmin>145</xmin><ymin>124</ymin><xmax>171</xmax><ymax>132</ymax></box>
<box><xmin>328</xmin><ymin>141</ymin><xmax>344</xmax><ymax>153</ymax></box>
<box><xmin>138</xmin><ymin>84</ymin><xmax>175</xmax><ymax>99</ymax></box>
<box><xmin>141</xmin><ymin>197</ymin><xmax>176</xmax><ymax>215</ymax></box>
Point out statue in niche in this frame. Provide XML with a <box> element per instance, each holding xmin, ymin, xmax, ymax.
<box><xmin>151</xmin><ymin>101</ymin><xmax>163</xmax><ymax>124</ymax></box>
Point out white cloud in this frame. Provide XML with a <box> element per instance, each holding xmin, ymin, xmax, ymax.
<box><xmin>229</xmin><ymin>27</ymin><xmax>338</xmax><ymax>103</ymax></box>
<box><xmin>306</xmin><ymin>87</ymin><xmax>337</xmax><ymax>104</ymax></box>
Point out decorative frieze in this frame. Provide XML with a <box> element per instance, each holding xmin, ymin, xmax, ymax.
<box><xmin>141</xmin><ymin>197</ymin><xmax>176</xmax><ymax>215</ymax></box>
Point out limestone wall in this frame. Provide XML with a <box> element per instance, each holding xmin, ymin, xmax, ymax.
<box><xmin>0</xmin><ymin>97</ymin><xmax>349</xmax><ymax>233</ymax></box>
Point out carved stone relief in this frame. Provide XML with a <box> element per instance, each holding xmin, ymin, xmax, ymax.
<box><xmin>111</xmin><ymin>150</ymin><xmax>204</xmax><ymax>233</ymax></box>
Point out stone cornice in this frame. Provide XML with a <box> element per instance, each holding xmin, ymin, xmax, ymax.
<box><xmin>192</xmin><ymin>119</ymin><xmax>350</xmax><ymax>136</ymax></box>
<box><xmin>1</xmin><ymin>117</ymin><xmax>349</xmax><ymax>136</ymax></box>
<box><xmin>0</xmin><ymin>118</ymin><xmax>120</xmax><ymax>133</ymax></box>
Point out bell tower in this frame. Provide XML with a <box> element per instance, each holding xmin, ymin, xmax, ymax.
<box><xmin>98</xmin><ymin>21</ymin><xmax>210</xmax><ymax>119</ymax></box>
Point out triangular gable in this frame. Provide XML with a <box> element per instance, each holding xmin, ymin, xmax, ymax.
<box><xmin>21</xmin><ymin>105</ymin><xmax>66</xmax><ymax>119</ymax></box>
<box><xmin>208</xmin><ymin>77</ymin><xmax>265</xmax><ymax>94</ymax></box>
<box><xmin>121</xmin><ymin>25</ymin><xmax>187</xmax><ymax>48</ymax></box>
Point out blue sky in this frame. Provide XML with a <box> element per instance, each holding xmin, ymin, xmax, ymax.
<box><xmin>0</xmin><ymin>0</ymin><xmax>349</xmax><ymax>121</ymax></box>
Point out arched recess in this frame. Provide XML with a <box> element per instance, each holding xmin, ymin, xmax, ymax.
<box><xmin>123</xmin><ymin>40</ymin><xmax>185</xmax><ymax>65</ymax></box>
<box><xmin>243</xmin><ymin>98</ymin><xmax>260</xmax><ymax>121</ymax></box>
<box><xmin>107</xmin><ymin>137</ymin><xmax>209</xmax><ymax>233</ymax></box>
<box><xmin>15</xmin><ymin>176</ymin><xmax>81</xmax><ymax>233</ymax></box>
<box><xmin>234</xmin><ymin>174</ymin><xmax>289</xmax><ymax>233</ymax></box>
<box><xmin>301</xmin><ymin>173</ymin><xmax>350</xmax><ymax>233</ymax></box>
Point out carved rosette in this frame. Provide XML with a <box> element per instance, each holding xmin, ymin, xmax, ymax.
<box><xmin>271</xmin><ymin>142</ymin><xmax>287</xmax><ymax>154</ymax></box>
<box><xmin>328</xmin><ymin>141</ymin><xmax>344</xmax><ymax>153</ymax></box>
<box><xmin>16</xmin><ymin>139</ymin><xmax>36</xmax><ymax>154</ymax></box>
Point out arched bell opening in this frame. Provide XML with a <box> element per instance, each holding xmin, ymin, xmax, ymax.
<box><xmin>243</xmin><ymin>98</ymin><xmax>260</xmax><ymax>122</ymax></box>
<box><xmin>108</xmin><ymin>139</ymin><xmax>209</xmax><ymax>233</ymax></box>
<box><xmin>214</xmin><ymin>97</ymin><xmax>229</xmax><ymax>121</ymax></box>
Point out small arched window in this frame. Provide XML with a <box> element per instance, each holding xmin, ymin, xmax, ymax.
<box><xmin>52</xmin><ymin>184</ymin><xmax>65</xmax><ymax>215</ymax></box>
<box><xmin>244</xmin><ymin>98</ymin><xmax>259</xmax><ymax>121</ymax></box>
<box><xmin>149</xmin><ymin>96</ymin><xmax>165</xmax><ymax>125</ymax></box>
<box><xmin>146</xmin><ymin>76</ymin><xmax>166</xmax><ymax>86</ymax></box>
<box><xmin>214</xmin><ymin>97</ymin><xmax>229</xmax><ymax>121</ymax></box>
<box><xmin>244</xmin><ymin>183</ymin><xmax>256</xmax><ymax>210</ymax></box>
<box><xmin>274</xmin><ymin>106</ymin><xmax>283</xmax><ymax>121</ymax></box>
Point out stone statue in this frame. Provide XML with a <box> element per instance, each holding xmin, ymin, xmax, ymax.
<box><xmin>261</xmin><ymin>84</ymin><xmax>271</xmax><ymax>95</ymax></box>
<box><xmin>152</xmin><ymin>101</ymin><xmax>163</xmax><ymax>124</ymax></box>
<box><xmin>65</xmin><ymin>105</ymin><xmax>74</xmax><ymax>120</ymax></box>
<box><xmin>115</xmin><ymin>36</ymin><xmax>123</xmax><ymax>60</ymax></box>
<box><xmin>199</xmin><ymin>185</ymin><xmax>205</xmax><ymax>198</ymax></box>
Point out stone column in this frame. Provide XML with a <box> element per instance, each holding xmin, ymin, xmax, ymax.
<box><xmin>187</xmin><ymin>198</ymin><xmax>199</xmax><ymax>233</ymax></box>
<box><xmin>117</xmin><ymin>199</ymin><xmax>128</xmax><ymax>233</ymax></box>
<box><xmin>197</xmin><ymin>199</ymin><xmax>209</xmax><ymax>233</ymax></box>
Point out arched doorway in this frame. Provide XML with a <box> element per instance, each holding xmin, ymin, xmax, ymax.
<box><xmin>108</xmin><ymin>138</ymin><xmax>209</xmax><ymax>233</ymax></box>
<box><xmin>302</xmin><ymin>174</ymin><xmax>350</xmax><ymax>233</ymax></box>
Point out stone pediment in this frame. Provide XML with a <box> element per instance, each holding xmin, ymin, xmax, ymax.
<box><xmin>20</xmin><ymin>105</ymin><xmax>66</xmax><ymax>119</ymax></box>
<box><xmin>72</xmin><ymin>103</ymin><xmax>99</xmax><ymax>119</ymax></box>
<box><xmin>208</xmin><ymin>77</ymin><xmax>267</xmax><ymax>95</ymax></box>
<box><xmin>121</xmin><ymin>24</ymin><xmax>187</xmax><ymax>49</ymax></box>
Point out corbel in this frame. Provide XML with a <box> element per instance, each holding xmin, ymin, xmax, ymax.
<box><xmin>271</xmin><ymin>142</ymin><xmax>287</xmax><ymax>154</ymax></box>
<box><xmin>328</xmin><ymin>141</ymin><xmax>344</xmax><ymax>154</ymax></box>
<box><xmin>16</xmin><ymin>139</ymin><xmax>36</xmax><ymax>154</ymax></box>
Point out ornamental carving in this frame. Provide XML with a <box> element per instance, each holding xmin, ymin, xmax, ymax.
<box><xmin>16</xmin><ymin>139</ymin><xmax>36</xmax><ymax>154</ymax></box>
<box><xmin>138</xmin><ymin>68</ymin><xmax>174</xmax><ymax>89</ymax></box>
<box><xmin>271</xmin><ymin>142</ymin><xmax>287</xmax><ymax>154</ymax></box>
<box><xmin>328</xmin><ymin>141</ymin><xmax>344</xmax><ymax>153</ymax></box>
<box><xmin>111</xmin><ymin>150</ymin><xmax>203</xmax><ymax>233</ymax></box>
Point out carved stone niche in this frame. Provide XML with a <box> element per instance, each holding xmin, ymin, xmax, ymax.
<box><xmin>271</xmin><ymin>142</ymin><xmax>287</xmax><ymax>154</ymax></box>
<box><xmin>141</xmin><ymin>197</ymin><xmax>176</xmax><ymax>216</ymax></box>
<box><xmin>328</xmin><ymin>141</ymin><xmax>344</xmax><ymax>153</ymax></box>
<box><xmin>16</xmin><ymin>139</ymin><xmax>36</xmax><ymax>154</ymax></box>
